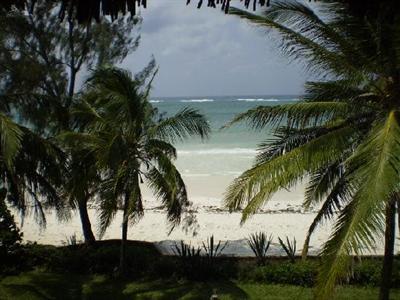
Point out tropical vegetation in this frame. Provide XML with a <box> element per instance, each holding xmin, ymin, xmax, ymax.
<box><xmin>0</xmin><ymin>0</ymin><xmax>399</xmax><ymax>299</ymax></box>
<box><xmin>224</xmin><ymin>1</ymin><xmax>400</xmax><ymax>299</ymax></box>
<box><xmin>62</xmin><ymin>66</ymin><xmax>210</xmax><ymax>274</ymax></box>
<box><xmin>0</xmin><ymin>0</ymin><xmax>140</xmax><ymax>242</ymax></box>
<box><xmin>0</xmin><ymin>0</ymin><xmax>210</xmax><ymax>278</ymax></box>
<box><xmin>247</xmin><ymin>232</ymin><xmax>273</xmax><ymax>266</ymax></box>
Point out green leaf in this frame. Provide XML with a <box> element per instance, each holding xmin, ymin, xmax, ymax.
<box><xmin>316</xmin><ymin>111</ymin><xmax>400</xmax><ymax>299</ymax></box>
<box><xmin>0</xmin><ymin>113</ymin><xmax>23</xmax><ymax>169</ymax></box>
<box><xmin>223</xmin><ymin>102</ymin><xmax>350</xmax><ymax>130</ymax></box>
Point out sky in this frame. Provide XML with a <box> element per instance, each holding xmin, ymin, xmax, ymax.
<box><xmin>123</xmin><ymin>1</ymin><xmax>312</xmax><ymax>98</ymax></box>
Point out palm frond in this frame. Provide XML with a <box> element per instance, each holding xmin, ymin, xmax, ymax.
<box><xmin>301</xmin><ymin>174</ymin><xmax>353</xmax><ymax>259</ymax></box>
<box><xmin>228</xmin><ymin>7</ymin><xmax>359</xmax><ymax>77</ymax></box>
<box><xmin>0</xmin><ymin>113</ymin><xmax>23</xmax><ymax>169</ymax></box>
<box><xmin>225</xmin><ymin>126</ymin><xmax>355</xmax><ymax>223</ymax></box>
<box><xmin>84</xmin><ymin>67</ymin><xmax>148</xmax><ymax>126</ymax></box>
<box><xmin>1</xmin><ymin>123</ymin><xmax>66</xmax><ymax>227</ymax></box>
<box><xmin>70</xmin><ymin>99</ymin><xmax>105</xmax><ymax>127</ymax></box>
<box><xmin>146</xmin><ymin>139</ymin><xmax>177</xmax><ymax>160</ymax></box>
<box><xmin>97</xmin><ymin>175</ymin><xmax>120</xmax><ymax>238</ymax></box>
<box><xmin>303</xmin><ymin>162</ymin><xmax>343</xmax><ymax>208</ymax></box>
<box><xmin>316</xmin><ymin>111</ymin><xmax>400</xmax><ymax>299</ymax></box>
<box><xmin>153</xmin><ymin>107</ymin><xmax>210</xmax><ymax>142</ymax></box>
<box><xmin>256</xmin><ymin>125</ymin><xmax>342</xmax><ymax>164</ymax></box>
<box><xmin>223</xmin><ymin>102</ymin><xmax>350</xmax><ymax>130</ymax></box>
<box><xmin>304</xmin><ymin>80</ymin><xmax>373</xmax><ymax>102</ymax></box>
<box><xmin>263</xmin><ymin>1</ymin><xmax>373</xmax><ymax>73</ymax></box>
<box><xmin>127</xmin><ymin>174</ymin><xmax>144</xmax><ymax>223</ymax></box>
<box><xmin>147</xmin><ymin>151</ymin><xmax>189</xmax><ymax>230</ymax></box>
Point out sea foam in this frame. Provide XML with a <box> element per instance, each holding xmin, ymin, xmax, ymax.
<box><xmin>178</xmin><ymin>148</ymin><xmax>257</xmax><ymax>155</ymax></box>
<box><xmin>180</xmin><ymin>99</ymin><xmax>214</xmax><ymax>103</ymax></box>
<box><xmin>237</xmin><ymin>98</ymin><xmax>279</xmax><ymax>102</ymax></box>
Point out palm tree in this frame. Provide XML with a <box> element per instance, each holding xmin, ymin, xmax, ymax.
<box><xmin>67</xmin><ymin>67</ymin><xmax>210</xmax><ymax>275</ymax></box>
<box><xmin>224</xmin><ymin>1</ymin><xmax>400</xmax><ymax>299</ymax></box>
<box><xmin>0</xmin><ymin>112</ymin><xmax>67</xmax><ymax>227</ymax></box>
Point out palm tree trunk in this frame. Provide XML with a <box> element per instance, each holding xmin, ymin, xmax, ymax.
<box><xmin>397</xmin><ymin>199</ymin><xmax>400</xmax><ymax>236</ymax></box>
<box><xmin>301</xmin><ymin>232</ymin><xmax>311</xmax><ymax>260</ymax></box>
<box><xmin>119</xmin><ymin>191</ymin><xmax>130</xmax><ymax>276</ymax></box>
<box><xmin>77</xmin><ymin>197</ymin><xmax>95</xmax><ymax>244</ymax></box>
<box><xmin>379</xmin><ymin>198</ymin><xmax>396</xmax><ymax>300</ymax></box>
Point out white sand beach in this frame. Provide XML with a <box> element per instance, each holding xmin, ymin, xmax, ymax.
<box><xmin>18</xmin><ymin>186</ymin><xmax>399</xmax><ymax>256</ymax></box>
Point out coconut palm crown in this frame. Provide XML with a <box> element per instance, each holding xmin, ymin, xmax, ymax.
<box><xmin>224</xmin><ymin>1</ymin><xmax>400</xmax><ymax>299</ymax></box>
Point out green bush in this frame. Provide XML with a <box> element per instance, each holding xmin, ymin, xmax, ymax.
<box><xmin>0</xmin><ymin>192</ymin><xmax>23</xmax><ymax>274</ymax></box>
<box><xmin>9</xmin><ymin>240</ymin><xmax>161</xmax><ymax>277</ymax></box>
<box><xmin>148</xmin><ymin>256</ymin><xmax>179</xmax><ymax>279</ymax></box>
<box><xmin>237</xmin><ymin>258</ymin><xmax>400</xmax><ymax>288</ymax></box>
<box><xmin>351</xmin><ymin>258</ymin><xmax>400</xmax><ymax>287</ymax></box>
<box><xmin>4</xmin><ymin>239</ymin><xmax>400</xmax><ymax>289</ymax></box>
<box><xmin>240</xmin><ymin>261</ymin><xmax>318</xmax><ymax>287</ymax></box>
<box><xmin>351</xmin><ymin>259</ymin><xmax>382</xmax><ymax>286</ymax></box>
<box><xmin>0</xmin><ymin>243</ymin><xmax>56</xmax><ymax>274</ymax></box>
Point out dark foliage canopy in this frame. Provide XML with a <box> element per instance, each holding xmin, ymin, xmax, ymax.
<box><xmin>1</xmin><ymin>0</ymin><xmax>397</xmax><ymax>23</ymax></box>
<box><xmin>0</xmin><ymin>188</ymin><xmax>22</xmax><ymax>256</ymax></box>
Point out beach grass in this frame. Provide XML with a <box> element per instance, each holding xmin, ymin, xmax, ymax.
<box><xmin>1</xmin><ymin>270</ymin><xmax>400</xmax><ymax>300</ymax></box>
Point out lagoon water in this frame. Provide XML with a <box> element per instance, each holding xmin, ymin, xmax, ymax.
<box><xmin>20</xmin><ymin>95</ymin><xmax>398</xmax><ymax>256</ymax></box>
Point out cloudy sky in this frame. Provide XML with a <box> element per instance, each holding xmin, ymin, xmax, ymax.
<box><xmin>124</xmin><ymin>1</ymin><xmax>312</xmax><ymax>97</ymax></box>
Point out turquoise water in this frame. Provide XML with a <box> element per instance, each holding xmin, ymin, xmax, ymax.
<box><xmin>151</xmin><ymin>95</ymin><xmax>299</xmax><ymax>180</ymax></box>
<box><xmin>153</xmin><ymin>95</ymin><xmax>299</xmax><ymax>148</ymax></box>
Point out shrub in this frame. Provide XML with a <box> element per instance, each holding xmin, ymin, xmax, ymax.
<box><xmin>13</xmin><ymin>240</ymin><xmax>161</xmax><ymax>277</ymax></box>
<box><xmin>278</xmin><ymin>236</ymin><xmax>297</xmax><ymax>263</ymax></box>
<box><xmin>0</xmin><ymin>193</ymin><xmax>23</xmax><ymax>274</ymax></box>
<box><xmin>172</xmin><ymin>240</ymin><xmax>202</xmax><ymax>279</ymax></box>
<box><xmin>170</xmin><ymin>236</ymin><xmax>230</xmax><ymax>280</ymax></box>
<box><xmin>202</xmin><ymin>235</ymin><xmax>227</xmax><ymax>278</ymax></box>
<box><xmin>350</xmin><ymin>258</ymin><xmax>400</xmax><ymax>287</ymax></box>
<box><xmin>148</xmin><ymin>256</ymin><xmax>179</xmax><ymax>279</ymax></box>
<box><xmin>202</xmin><ymin>235</ymin><xmax>227</xmax><ymax>259</ymax></box>
<box><xmin>247</xmin><ymin>232</ymin><xmax>273</xmax><ymax>266</ymax></box>
<box><xmin>0</xmin><ymin>192</ymin><xmax>22</xmax><ymax>257</ymax></box>
<box><xmin>239</xmin><ymin>260</ymin><xmax>318</xmax><ymax>287</ymax></box>
<box><xmin>351</xmin><ymin>259</ymin><xmax>381</xmax><ymax>286</ymax></box>
<box><xmin>173</xmin><ymin>240</ymin><xmax>201</xmax><ymax>258</ymax></box>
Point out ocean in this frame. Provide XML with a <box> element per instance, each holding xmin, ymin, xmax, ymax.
<box><xmin>143</xmin><ymin>95</ymin><xmax>302</xmax><ymax>211</ymax></box>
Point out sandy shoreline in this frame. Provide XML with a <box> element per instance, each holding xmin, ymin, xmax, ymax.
<box><xmin>14</xmin><ymin>168</ymin><xmax>400</xmax><ymax>257</ymax></box>
<box><xmin>17</xmin><ymin>207</ymin><xmax>399</xmax><ymax>257</ymax></box>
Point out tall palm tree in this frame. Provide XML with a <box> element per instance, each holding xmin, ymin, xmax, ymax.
<box><xmin>224</xmin><ymin>1</ymin><xmax>400</xmax><ymax>299</ymax></box>
<box><xmin>66</xmin><ymin>67</ymin><xmax>210</xmax><ymax>275</ymax></box>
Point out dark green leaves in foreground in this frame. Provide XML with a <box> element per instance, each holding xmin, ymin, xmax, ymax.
<box><xmin>316</xmin><ymin>111</ymin><xmax>400</xmax><ymax>299</ymax></box>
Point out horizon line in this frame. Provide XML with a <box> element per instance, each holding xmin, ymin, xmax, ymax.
<box><xmin>150</xmin><ymin>94</ymin><xmax>303</xmax><ymax>99</ymax></box>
